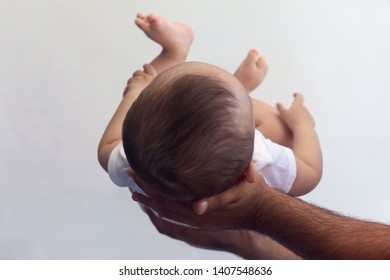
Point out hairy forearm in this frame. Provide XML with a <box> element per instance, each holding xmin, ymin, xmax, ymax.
<box><xmin>250</xmin><ymin>187</ymin><xmax>390</xmax><ymax>259</ymax></box>
<box><xmin>236</xmin><ymin>233</ymin><xmax>301</xmax><ymax>260</ymax></box>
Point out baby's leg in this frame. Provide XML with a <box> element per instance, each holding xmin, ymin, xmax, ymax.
<box><xmin>234</xmin><ymin>49</ymin><xmax>268</xmax><ymax>93</ymax></box>
<box><xmin>135</xmin><ymin>13</ymin><xmax>193</xmax><ymax>74</ymax></box>
<box><xmin>234</xmin><ymin>50</ymin><xmax>292</xmax><ymax>147</ymax></box>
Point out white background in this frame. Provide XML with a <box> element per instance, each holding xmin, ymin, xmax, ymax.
<box><xmin>1</xmin><ymin>0</ymin><xmax>390</xmax><ymax>259</ymax></box>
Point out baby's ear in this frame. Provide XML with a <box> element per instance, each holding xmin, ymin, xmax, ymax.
<box><xmin>243</xmin><ymin>162</ymin><xmax>256</xmax><ymax>183</ymax></box>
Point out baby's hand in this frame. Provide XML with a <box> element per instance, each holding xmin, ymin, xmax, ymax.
<box><xmin>123</xmin><ymin>64</ymin><xmax>157</xmax><ymax>97</ymax></box>
<box><xmin>276</xmin><ymin>93</ymin><xmax>315</xmax><ymax>130</ymax></box>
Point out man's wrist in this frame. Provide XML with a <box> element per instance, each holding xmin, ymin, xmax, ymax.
<box><xmin>243</xmin><ymin>176</ymin><xmax>276</xmax><ymax>232</ymax></box>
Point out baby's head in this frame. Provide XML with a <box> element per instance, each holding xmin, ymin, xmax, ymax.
<box><xmin>123</xmin><ymin>62</ymin><xmax>254</xmax><ymax>201</ymax></box>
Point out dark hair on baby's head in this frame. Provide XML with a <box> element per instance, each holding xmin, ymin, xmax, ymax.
<box><xmin>123</xmin><ymin>73</ymin><xmax>254</xmax><ymax>201</ymax></box>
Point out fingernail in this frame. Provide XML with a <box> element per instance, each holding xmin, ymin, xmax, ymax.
<box><xmin>195</xmin><ymin>201</ymin><xmax>208</xmax><ymax>215</ymax></box>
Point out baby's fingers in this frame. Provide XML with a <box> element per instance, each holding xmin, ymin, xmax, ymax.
<box><xmin>291</xmin><ymin>93</ymin><xmax>304</xmax><ymax>108</ymax></box>
<box><xmin>276</xmin><ymin>102</ymin><xmax>288</xmax><ymax>116</ymax></box>
<box><xmin>293</xmin><ymin>92</ymin><xmax>304</xmax><ymax>102</ymax></box>
<box><xmin>132</xmin><ymin>69</ymin><xmax>144</xmax><ymax>77</ymax></box>
<box><xmin>143</xmin><ymin>63</ymin><xmax>157</xmax><ymax>77</ymax></box>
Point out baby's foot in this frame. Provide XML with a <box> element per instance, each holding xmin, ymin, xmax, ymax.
<box><xmin>234</xmin><ymin>49</ymin><xmax>268</xmax><ymax>93</ymax></box>
<box><xmin>135</xmin><ymin>13</ymin><xmax>193</xmax><ymax>61</ymax></box>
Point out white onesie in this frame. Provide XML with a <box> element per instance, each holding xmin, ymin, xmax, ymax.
<box><xmin>108</xmin><ymin>129</ymin><xmax>296</xmax><ymax>195</ymax></box>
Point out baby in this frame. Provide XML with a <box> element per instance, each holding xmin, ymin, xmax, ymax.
<box><xmin>98</xmin><ymin>13</ymin><xmax>322</xmax><ymax>202</ymax></box>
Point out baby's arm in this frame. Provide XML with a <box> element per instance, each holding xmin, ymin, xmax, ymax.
<box><xmin>98</xmin><ymin>64</ymin><xmax>157</xmax><ymax>171</ymax></box>
<box><xmin>276</xmin><ymin>93</ymin><xmax>322</xmax><ymax>196</ymax></box>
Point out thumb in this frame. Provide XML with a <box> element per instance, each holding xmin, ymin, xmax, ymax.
<box><xmin>193</xmin><ymin>200</ymin><xmax>209</xmax><ymax>215</ymax></box>
<box><xmin>193</xmin><ymin>180</ymin><xmax>244</xmax><ymax>215</ymax></box>
<box><xmin>143</xmin><ymin>63</ymin><xmax>157</xmax><ymax>76</ymax></box>
<box><xmin>276</xmin><ymin>102</ymin><xmax>288</xmax><ymax>116</ymax></box>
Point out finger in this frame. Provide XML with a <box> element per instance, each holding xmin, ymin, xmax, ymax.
<box><xmin>132</xmin><ymin>172</ymin><xmax>161</xmax><ymax>200</ymax></box>
<box><xmin>132</xmin><ymin>192</ymin><xmax>167</xmax><ymax>216</ymax></box>
<box><xmin>136</xmin><ymin>12</ymin><xmax>146</xmax><ymax>21</ymax></box>
<box><xmin>148</xmin><ymin>200</ymin><xmax>199</xmax><ymax>226</ymax></box>
<box><xmin>132</xmin><ymin>173</ymin><xmax>150</xmax><ymax>195</ymax></box>
<box><xmin>143</xmin><ymin>64</ymin><xmax>157</xmax><ymax>76</ymax></box>
<box><xmin>132</xmin><ymin>70</ymin><xmax>143</xmax><ymax>77</ymax></box>
<box><xmin>146</xmin><ymin>208</ymin><xmax>190</xmax><ymax>241</ymax></box>
<box><xmin>276</xmin><ymin>102</ymin><xmax>287</xmax><ymax>116</ymax></box>
<box><xmin>145</xmin><ymin>208</ymin><xmax>169</xmax><ymax>235</ymax></box>
<box><xmin>132</xmin><ymin>173</ymin><xmax>205</xmax><ymax>225</ymax></box>
<box><xmin>134</xmin><ymin>15</ymin><xmax>150</xmax><ymax>32</ymax></box>
<box><xmin>193</xmin><ymin>179</ymin><xmax>246</xmax><ymax>215</ymax></box>
<box><xmin>132</xmin><ymin>192</ymin><xmax>152</xmax><ymax>206</ymax></box>
<box><xmin>292</xmin><ymin>92</ymin><xmax>304</xmax><ymax>105</ymax></box>
<box><xmin>132</xmin><ymin>192</ymin><xmax>165</xmax><ymax>217</ymax></box>
<box><xmin>132</xmin><ymin>172</ymin><xmax>166</xmax><ymax>203</ymax></box>
<box><xmin>146</xmin><ymin>209</ymin><xmax>203</xmax><ymax>247</ymax></box>
<box><xmin>288</xmin><ymin>94</ymin><xmax>305</xmax><ymax>112</ymax></box>
<box><xmin>147</xmin><ymin>208</ymin><xmax>183</xmax><ymax>236</ymax></box>
<box><xmin>131</xmin><ymin>177</ymin><xmax>193</xmax><ymax>217</ymax></box>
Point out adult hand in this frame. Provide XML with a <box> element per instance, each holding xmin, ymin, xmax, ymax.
<box><xmin>132</xmin><ymin>172</ymin><xmax>269</xmax><ymax>230</ymax></box>
<box><xmin>145</xmin><ymin>207</ymin><xmax>300</xmax><ymax>260</ymax></box>
<box><xmin>144</xmin><ymin>207</ymin><xmax>253</xmax><ymax>256</ymax></box>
